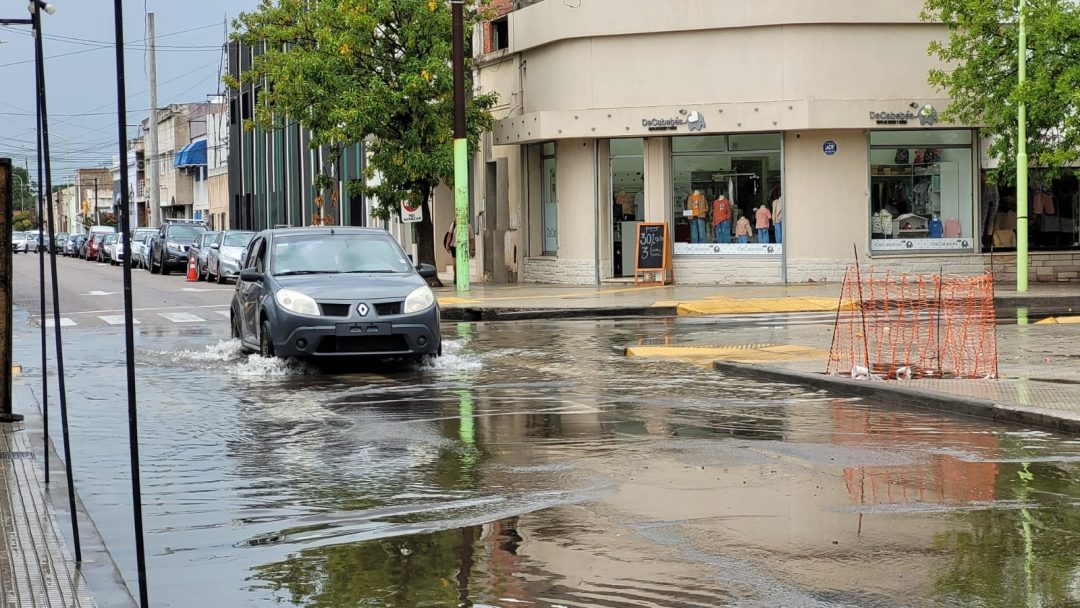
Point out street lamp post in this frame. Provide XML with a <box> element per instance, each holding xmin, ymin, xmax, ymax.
<box><xmin>1016</xmin><ymin>0</ymin><xmax>1029</xmax><ymax>293</ymax></box>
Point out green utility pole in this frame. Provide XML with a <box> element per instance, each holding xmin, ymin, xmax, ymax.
<box><xmin>451</xmin><ymin>0</ymin><xmax>470</xmax><ymax>293</ymax></box>
<box><xmin>1016</xmin><ymin>0</ymin><xmax>1029</xmax><ymax>292</ymax></box>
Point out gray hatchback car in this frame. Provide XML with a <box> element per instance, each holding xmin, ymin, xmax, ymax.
<box><xmin>230</xmin><ymin>227</ymin><xmax>441</xmax><ymax>360</ymax></box>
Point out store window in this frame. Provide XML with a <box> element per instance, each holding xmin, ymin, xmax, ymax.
<box><xmin>671</xmin><ymin>133</ymin><xmax>782</xmax><ymax>255</ymax></box>
<box><xmin>610</xmin><ymin>138</ymin><xmax>644</xmax><ymax>276</ymax></box>
<box><xmin>541</xmin><ymin>142</ymin><xmax>557</xmax><ymax>255</ymax></box>
<box><xmin>869</xmin><ymin>129</ymin><xmax>974</xmax><ymax>252</ymax></box>
<box><xmin>980</xmin><ymin>170</ymin><xmax>1079</xmax><ymax>251</ymax></box>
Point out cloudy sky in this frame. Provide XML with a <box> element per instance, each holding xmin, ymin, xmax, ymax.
<box><xmin>0</xmin><ymin>0</ymin><xmax>258</xmax><ymax>187</ymax></box>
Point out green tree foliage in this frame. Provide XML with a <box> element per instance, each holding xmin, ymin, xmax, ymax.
<box><xmin>12</xmin><ymin>210</ymin><xmax>39</xmax><ymax>232</ymax></box>
<box><xmin>922</xmin><ymin>0</ymin><xmax>1080</xmax><ymax>183</ymax></box>
<box><xmin>11</xmin><ymin>166</ymin><xmax>35</xmax><ymax>214</ymax></box>
<box><xmin>231</xmin><ymin>0</ymin><xmax>497</xmax><ymax>266</ymax></box>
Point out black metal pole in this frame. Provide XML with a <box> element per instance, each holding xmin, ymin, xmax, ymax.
<box><xmin>111</xmin><ymin>2</ymin><xmax>149</xmax><ymax>605</ymax></box>
<box><xmin>0</xmin><ymin>158</ymin><xmax>21</xmax><ymax>424</ymax></box>
<box><xmin>34</xmin><ymin>55</ymin><xmax>49</xmax><ymax>485</ymax></box>
<box><xmin>93</xmin><ymin>178</ymin><xmax>99</xmax><ymax>225</ymax></box>
<box><xmin>33</xmin><ymin>1</ymin><xmax>81</xmax><ymax>562</ymax></box>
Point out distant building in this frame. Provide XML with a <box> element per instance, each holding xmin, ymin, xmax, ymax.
<box><xmin>74</xmin><ymin>167</ymin><xmax>113</xmax><ymax>230</ymax></box>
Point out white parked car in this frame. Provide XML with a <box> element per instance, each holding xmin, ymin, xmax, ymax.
<box><xmin>130</xmin><ymin>229</ymin><xmax>156</xmax><ymax>269</ymax></box>
<box><xmin>11</xmin><ymin>232</ymin><xmax>30</xmax><ymax>253</ymax></box>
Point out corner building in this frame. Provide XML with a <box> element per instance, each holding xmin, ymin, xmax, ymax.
<box><xmin>472</xmin><ymin>0</ymin><xmax>1080</xmax><ymax>285</ymax></box>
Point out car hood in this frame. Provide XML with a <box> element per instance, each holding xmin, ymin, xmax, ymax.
<box><xmin>273</xmin><ymin>273</ymin><xmax>424</xmax><ymax>300</ymax></box>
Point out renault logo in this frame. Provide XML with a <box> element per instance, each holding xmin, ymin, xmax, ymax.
<box><xmin>357</xmin><ymin>303</ymin><xmax>370</xmax><ymax>316</ymax></box>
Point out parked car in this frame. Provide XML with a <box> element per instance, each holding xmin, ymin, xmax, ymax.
<box><xmin>12</xmin><ymin>232</ymin><xmax>30</xmax><ymax>253</ymax></box>
<box><xmin>230</xmin><ymin>227</ymin><xmax>440</xmax><ymax>360</ymax></box>
<box><xmin>207</xmin><ymin>230</ymin><xmax>254</xmax><ymax>284</ymax></box>
<box><xmin>85</xmin><ymin>232</ymin><xmax>109</xmax><ymax>262</ymax></box>
<box><xmin>35</xmin><ymin>235</ymin><xmax>52</xmax><ymax>253</ymax></box>
<box><xmin>66</xmin><ymin>234</ymin><xmax>86</xmax><ymax>257</ymax></box>
<box><xmin>149</xmin><ymin>218</ymin><xmax>206</xmax><ymax>275</ymax></box>
<box><xmin>55</xmin><ymin>233</ymin><xmax>69</xmax><ymax>254</ymax></box>
<box><xmin>129</xmin><ymin>228</ymin><xmax>157</xmax><ymax>269</ymax></box>
<box><xmin>102</xmin><ymin>233</ymin><xmax>125</xmax><ymax>265</ymax></box>
<box><xmin>188</xmin><ymin>230</ymin><xmax>220</xmax><ymax>281</ymax></box>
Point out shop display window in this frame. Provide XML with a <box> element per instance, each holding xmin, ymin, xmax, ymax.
<box><xmin>869</xmin><ymin>129</ymin><xmax>974</xmax><ymax>252</ymax></box>
<box><xmin>671</xmin><ymin>134</ymin><xmax>782</xmax><ymax>255</ymax></box>
<box><xmin>980</xmin><ymin>172</ymin><xmax>1080</xmax><ymax>251</ymax></box>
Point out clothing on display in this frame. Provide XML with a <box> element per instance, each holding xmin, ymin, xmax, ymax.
<box><xmin>754</xmin><ymin>205</ymin><xmax>772</xmax><ymax>229</ymax></box>
<box><xmin>735</xmin><ymin>216</ymin><xmax>752</xmax><ymax>240</ymax></box>
<box><xmin>687</xmin><ymin>190</ymin><xmax>708</xmax><ymax>218</ymax></box>
<box><xmin>943</xmin><ymin>218</ymin><xmax>961</xmax><ymax>238</ymax></box>
<box><xmin>715</xmin><ymin>221</ymin><xmax>731</xmax><ymax>244</ymax></box>
<box><xmin>712</xmin><ymin>196</ymin><xmax>732</xmax><ymax>225</ymax></box>
<box><xmin>1034</xmin><ymin>190</ymin><xmax>1055</xmax><ymax>215</ymax></box>
<box><xmin>756</xmin><ymin>227</ymin><xmax>770</xmax><ymax>244</ymax></box>
<box><xmin>928</xmin><ymin>216</ymin><xmax>943</xmax><ymax>239</ymax></box>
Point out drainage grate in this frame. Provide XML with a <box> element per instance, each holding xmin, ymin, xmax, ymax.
<box><xmin>0</xmin><ymin>451</ymin><xmax>34</xmax><ymax>460</ymax></box>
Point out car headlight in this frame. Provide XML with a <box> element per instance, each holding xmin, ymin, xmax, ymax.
<box><xmin>404</xmin><ymin>285</ymin><xmax>435</xmax><ymax>314</ymax></box>
<box><xmin>275</xmin><ymin>289</ymin><xmax>320</xmax><ymax>316</ymax></box>
<box><xmin>167</xmin><ymin>242</ymin><xmax>183</xmax><ymax>252</ymax></box>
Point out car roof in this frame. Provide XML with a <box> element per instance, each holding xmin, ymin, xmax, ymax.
<box><xmin>260</xmin><ymin>226</ymin><xmax>391</xmax><ymax>239</ymax></box>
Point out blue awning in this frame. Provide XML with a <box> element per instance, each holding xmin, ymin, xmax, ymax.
<box><xmin>174</xmin><ymin>140</ymin><xmax>207</xmax><ymax>168</ymax></box>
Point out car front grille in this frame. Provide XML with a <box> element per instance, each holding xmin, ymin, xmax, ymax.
<box><xmin>319</xmin><ymin>303</ymin><xmax>351</xmax><ymax>317</ymax></box>
<box><xmin>375</xmin><ymin>302</ymin><xmax>403</xmax><ymax>316</ymax></box>
<box><xmin>315</xmin><ymin>335</ymin><xmax>409</xmax><ymax>354</ymax></box>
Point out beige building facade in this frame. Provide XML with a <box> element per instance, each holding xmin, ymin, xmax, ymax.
<box><xmin>471</xmin><ymin>0</ymin><xmax>1080</xmax><ymax>285</ymax></box>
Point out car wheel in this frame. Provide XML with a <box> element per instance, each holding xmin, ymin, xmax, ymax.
<box><xmin>216</xmin><ymin>270</ymin><xmax>226</xmax><ymax>284</ymax></box>
<box><xmin>160</xmin><ymin>253</ymin><xmax>169</xmax><ymax>275</ymax></box>
<box><xmin>230</xmin><ymin>311</ymin><xmax>242</xmax><ymax>339</ymax></box>
<box><xmin>259</xmin><ymin>319</ymin><xmax>276</xmax><ymax>358</ymax></box>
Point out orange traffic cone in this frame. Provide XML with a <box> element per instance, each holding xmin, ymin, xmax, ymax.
<box><xmin>186</xmin><ymin>255</ymin><xmax>198</xmax><ymax>282</ymax></box>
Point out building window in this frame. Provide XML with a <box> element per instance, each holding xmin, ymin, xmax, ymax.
<box><xmin>870</xmin><ymin>129</ymin><xmax>974</xmax><ymax>252</ymax></box>
<box><xmin>671</xmin><ymin>133</ymin><xmax>782</xmax><ymax>255</ymax></box>
<box><xmin>491</xmin><ymin>17</ymin><xmax>509</xmax><ymax>52</ymax></box>
<box><xmin>541</xmin><ymin>142</ymin><xmax>557</xmax><ymax>256</ymax></box>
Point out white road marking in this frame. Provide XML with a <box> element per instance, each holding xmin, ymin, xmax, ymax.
<box><xmin>83</xmin><ymin>290</ymin><xmax>118</xmax><ymax>296</ymax></box>
<box><xmin>181</xmin><ymin>287</ymin><xmax>230</xmax><ymax>292</ymax></box>
<box><xmin>215</xmin><ymin>310</ymin><xmax>231</xmax><ymax>318</ymax></box>
<box><xmin>44</xmin><ymin>318</ymin><xmax>76</xmax><ymax>328</ymax></box>
<box><xmin>158</xmin><ymin>312</ymin><xmax>205</xmax><ymax>324</ymax></box>
<box><xmin>99</xmin><ymin>315</ymin><xmax>140</xmax><ymax>325</ymax></box>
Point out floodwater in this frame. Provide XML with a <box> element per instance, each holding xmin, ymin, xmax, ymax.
<box><xmin>13</xmin><ymin>316</ymin><xmax>1080</xmax><ymax>607</ymax></box>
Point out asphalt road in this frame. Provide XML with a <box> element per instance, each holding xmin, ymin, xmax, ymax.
<box><xmin>13</xmin><ymin>251</ymin><xmax>233</xmax><ymax>331</ymax></box>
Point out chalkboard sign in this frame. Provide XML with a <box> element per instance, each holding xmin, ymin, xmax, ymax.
<box><xmin>634</xmin><ymin>222</ymin><xmax>673</xmax><ymax>286</ymax></box>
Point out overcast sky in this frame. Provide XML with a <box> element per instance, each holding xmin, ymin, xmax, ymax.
<box><xmin>0</xmin><ymin>0</ymin><xmax>258</xmax><ymax>186</ymax></box>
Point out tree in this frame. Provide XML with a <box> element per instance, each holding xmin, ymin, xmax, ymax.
<box><xmin>11</xmin><ymin>166</ymin><xmax>34</xmax><ymax>215</ymax></box>
<box><xmin>231</xmin><ymin>0</ymin><xmax>497</xmax><ymax>268</ymax></box>
<box><xmin>922</xmin><ymin>0</ymin><xmax>1080</xmax><ymax>182</ymax></box>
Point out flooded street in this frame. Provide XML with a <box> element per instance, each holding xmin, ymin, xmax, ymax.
<box><xmin>12</xmin><ymin>315</ymin><xmax>1080</xmax><ymax>607</ymax></box>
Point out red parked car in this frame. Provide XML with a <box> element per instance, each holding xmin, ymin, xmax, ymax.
<box><xmin>85</xmin><ymin>231</ymin><xmax>109</xmax><ymax>262</ymax></box>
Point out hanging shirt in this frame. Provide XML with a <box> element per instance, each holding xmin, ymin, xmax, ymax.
<box><xmin>687</xmin><ymin>192</ymin><xmax>707</xmax><ymax>218</ymax></box>
<box><xmin>943</xmin><ymin>219</ymin><xmax>961</xmax><ymax>238</ymax></box>
<box><xmin>755</xmin><ymin>206</ymin><xmax>772</xmax><ymax>229</ymax></box>
<box><xmin>772</xmin><ymin>196</ymin><xmax>783</xmax><ymax>223</ymax></box>
<box><xmin>712</xmin><ymin>197</ymin><xmax>732</xmax><ymax>225</ymax></box>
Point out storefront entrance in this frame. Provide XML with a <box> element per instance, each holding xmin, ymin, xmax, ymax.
<box><xmin>609</xmin><ymin>138</ymin><xmax>644</xmax><ymax>277</ymax></box>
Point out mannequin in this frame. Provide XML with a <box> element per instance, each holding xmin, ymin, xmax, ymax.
<box><xmin>928</xmin><ymin>214</ymin><xmax>944</xmax><ymax>239</ymax></box>
<box><xmin>687</xmin><ymin>190</ymin><xmax>708</xmax><ymax>243</ymax></box>
<box><xmin>771</xmin><ymin>188</ymin><xmax>783</xmax><ymax>244</ymax></box>
<box><xmin>735</xmin><ymin>215</ymin><xmax>752</xmax><ymax>244</ymax></box>
<box><xmin>712</xmin><ymin>190</ymin><xmax>732</xmax><ymax>244</ymax></box>
<box><xmin>754</xmin><ymin>204</ymin><xmax>772</xmax><ymax>244</ymax></box>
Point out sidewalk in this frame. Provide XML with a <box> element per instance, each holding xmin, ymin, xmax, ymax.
<box><xmin>626</xmin><ymin>319</ymin><xmax>1080</xmax><ymax>434</ymax></box>
<box><xmin>436</xmin><ymin>281</ymin><xmax>1080</xmax><ymax>320</ymax></box>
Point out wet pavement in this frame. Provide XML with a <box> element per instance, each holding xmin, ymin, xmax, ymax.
<box><xmin>12</xmin><ymin>314</ymin><xmax>1080</xmax><ymax>607</ymax></box>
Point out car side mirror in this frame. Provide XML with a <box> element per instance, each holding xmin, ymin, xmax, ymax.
<box><xmin>210</xmin><ymin>243</ymin><xmax>220</xmax><ymax>249</ymax></box>
<box><xmin>416</xmin><ymin>263</ymin><xmax>438</xmax><ymax>279</ymax></box>
<box><xmin>240</xmin><ymin>251</ymin><xmax>249</xmax><ymax>264</ymax></box>
<box><xmin>239</xmin><ymin>268</ymin><xmax>263</xmax><ymax>282</ymax></box>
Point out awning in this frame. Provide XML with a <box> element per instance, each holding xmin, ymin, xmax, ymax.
<box><xmin>174</xmin><ymin>140</ymin><xmax>207</xmax><ymax>168</ymax></box>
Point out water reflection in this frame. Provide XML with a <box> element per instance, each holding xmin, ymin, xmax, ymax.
<box><xmin>11</xmin><ymin>317</ymin><xmax>1080</xmax><ymax>606</ymax></box>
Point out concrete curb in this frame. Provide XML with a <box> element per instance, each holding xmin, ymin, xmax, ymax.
<box><xmin>710</xmin><ymin>360</ymin><xmax>1080</xmax><ymax>435</ymax></box>
<box><xmin>442</xmin><ymin>305</ymin><xmax>677</xmax><ymax>321</ymax></box>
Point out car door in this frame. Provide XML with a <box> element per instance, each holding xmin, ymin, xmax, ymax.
<box><xmin>209</xmin><ymin>232</ymin><xmax>223</xmax><ymax>274</ymax></box>
<box><xmin>237</xmin><ymin>237</ymin><xmax>267</xmax><ymax>341</ymax></box>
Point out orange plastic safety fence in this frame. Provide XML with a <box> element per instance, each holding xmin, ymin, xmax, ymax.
<box><xmin>827</xmin><ymin>268</ymin><xmax>998</xmax><ymax>380</ymax></box>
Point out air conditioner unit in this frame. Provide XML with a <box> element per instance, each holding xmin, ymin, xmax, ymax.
<box><xmin>136</xmin><ymin>160</ymin><xmax>145</xmax><ymax>170</ymax></box>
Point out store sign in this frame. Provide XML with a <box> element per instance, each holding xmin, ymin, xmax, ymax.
<box><xmin>823</xmin><ymin>140</ymin><xmax>837</xmax><ymax>156</ymax></box>
<box><xmin>870</xmin><ymin>104</ymin><xmax>939</xmax><ymax>126</ymax></box>
<box><xmin>642</xmin><ymin>110</ymin><xmax>706</xmax><ymax>132</ymax></box>
<box><xmin>675</xmin><ymin>243</ymin><xmax>782</xmax><ymax>256</ymax></box>
<box><xmin>401</xmin><ymin>199</ymin><xmax>422</xmax><ymax>223</ymax></box>
<box><xmin>871</xmin><ymin>238</ymin><xmax>971</xmax><ymax>251</ymax></box>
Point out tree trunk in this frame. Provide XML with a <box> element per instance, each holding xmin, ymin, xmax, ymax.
<box><xmin>417</xmin><ymin>183</ymin><xmax>443</xmax><ymax>287</ymax></box>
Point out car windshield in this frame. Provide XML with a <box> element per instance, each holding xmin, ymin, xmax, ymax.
<box><xmin>224</xmin><ymin>232</ymin><xmax>254</xmax><ymax>247</ymax></box>
<box><xmin>106</xmin><ymin>235</ymin><xmax>117</xmax><ymax>244</ymax></box>
<box><xmin>271</xmin><ymin>234</ymin><xmax>412</xmax><ymax>275</ymax></box>
<box><xmin>167</xmin><ymin>225</ymin><xmax>205</xmax><ymax>239</ymax></box>
<box><xmin>200</xmin><ymin>232</ymin><xmax>221</xmax><ymax>245</ymax></box>
<box><xmin>134</xmin><ymin>230</ymin><xmax>155</xmax><ymax>240</ymax></box>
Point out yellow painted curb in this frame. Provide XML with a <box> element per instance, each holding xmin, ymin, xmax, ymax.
<box><xmin>1034</xmin><ymin>316</ymin><xmax>1080</xmax><ymax>325</ymax></box>
<box><xmin>676</xmin><ymin>297</ymin><xmax>846</xmax><ymax>316</ymax></box>
<box><xmin>438</xmin><ymin>296</ymin><xmax>477</xmax><ymax>306</ymax></box>
<box><xmin>625</xmin><ymin>344</ymin><xmax>828</xmax><ymax>365</ymax></box>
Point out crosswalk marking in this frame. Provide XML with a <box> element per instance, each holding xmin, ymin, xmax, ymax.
<box><xmin>215</xmin><ymin>310</ymin><xmax>231</xmax><ymax>318</ymax></box>
<box><xmin>157</xmin><ymin>312</ymin><xmax>205</xmax><ymax>323</ymax></box>
<box><xmin>44</xmin><ymin>318</ymin><xmax>76</xmax><ymax>328</ymax></box>
<box><xmin>99</xmin><ymin>315</ymin><xmax>140</xmax><ymax>325</ymax></box>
